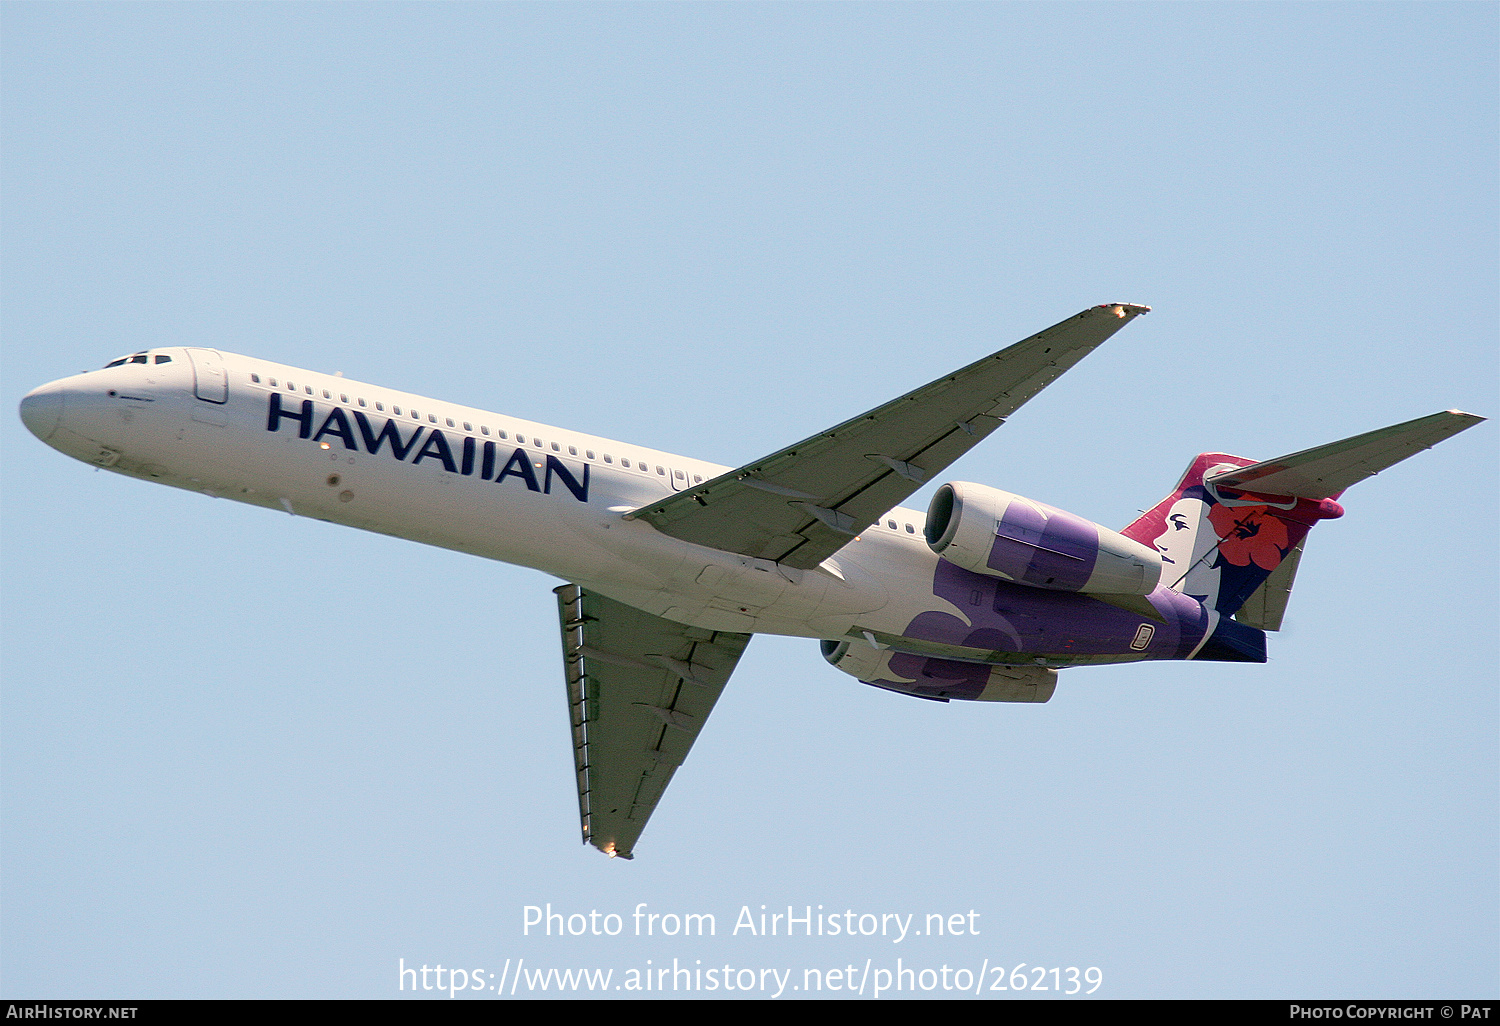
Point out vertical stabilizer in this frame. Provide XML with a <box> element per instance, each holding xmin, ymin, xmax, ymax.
<box><xmin>1121</xmin><ymin>453</ymin><xmax>1343</xmax><ymax>622</ymax></box>
<box><xmin>1122</xmin><ymin>410</ymin><xmax>1483</xmax><ymax>628</ymax></box>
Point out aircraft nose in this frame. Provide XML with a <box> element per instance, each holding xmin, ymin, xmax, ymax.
<box><xmin>19</xmin><ymin>382</ymin><xmax>65</xmax><ymax>441</ymax></box>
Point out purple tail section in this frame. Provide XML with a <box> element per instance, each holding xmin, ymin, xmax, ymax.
<box><xmin>1121</xmin><ymin>452</ymin><xmax>1344</xmax><ymax>619</ymax></box>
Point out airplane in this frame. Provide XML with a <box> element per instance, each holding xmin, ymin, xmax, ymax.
<box><xmin>18</xmin><ymin>303</ymin><xmax>1485</xmax><ymax>859</ymax></box>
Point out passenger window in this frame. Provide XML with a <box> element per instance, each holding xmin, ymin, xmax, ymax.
<box><xmin>694</xmin><ymin>475</ymin><xmax>703</xmax><ymax>483</ymax></box>
<box><xmin>155</xmin><ymin>355</ymin><xmax>171</xmax><ymax>364</ymax></box>
<box><xmin>621</xmin><ymin>459</ymin><xmax>630</xmax><ymax>468</ymax></box>
<box><xmin>305</xmin><ymin>385</ymin><xmax>313</xmax><ymax>394</ymax></box>
<box><xmin>250</xmin><ymin>373</ymin><xmax>261</xmax><ymax>383</ymax></box>
<box><xmin>287</xmin><ymin>381</ymin><xmax>295</xmax><ymax>390</ymax></box>
<box><xmin>500</xmin><ymin>430</ymin><xmax>509</xmax><ymax>439</ymax></box>
<box><xmin>359</xmin><ymin>398</ymin><xmax>367</xmax><ymax>407</ymax></box>
<box><xmin>393</xmin><ymin>405</ymin><xmax>401</xmax><ymax>415</ymax></box>
<box><xmin>429</xmin><ymin>414</ymin><xmax>437</xmax><ymax>424</ymax></box>
<box><xmin>340</xmin><ymin>394</ymin><xmax>348</xmax><ymax>403</ymax></box>
<box><xmin>534</xmin><ymin>438</ymin><xmax>543</xmax><ymax>448</ymax></box>
<box><xmin>517</xmin><ymin>434</ymin><xmax>525</xmax><ymax>443</ymax></box>
<box><xmin>585</xmin><ymin>450</ymin><xmax>595</xmax><ymax>459</ymax></box>
<box><xmin>569</xmin><ymin>446</ymin><xmax>577</xmax><ymax>455</ymax></box>
<box><xmin>480</xmin><ymin>426</ymin><xmax>489</xmax><ymax>435</ymax></box>
<box><xmin>269</xmin><ymin>378</ymin><xmax>278</xmax><ymax>387</ymax></box>
<box><xmin>657</xmin><ymin>466</ymin><xmax>666</xmax><ymax>476</ymax></box>
<box><xmin>551</xmin><ymin>442</ymin><xmax>560</xmax><ymax>452</ymax></box>
<box><xmin>906</xmin><ymin>524</ymin><xmax>915</xmax><ymax>534</ymax></box>
<box><xmin>323</xmin><ymin>389</ymin><xmax>331</xmax><ymax>399</ymax></box>
<box><xmin>888</xmin><ymin>520</ymin><xmax>897</xmax><ymax>530</ymax></box>
<box><xmin>604</xmin><ymin>455</ymin><xmax>613</xmax><ymax>464</ymax></box>
<box><xmin>462</xmin><ymin>421</ymin><xmax>470</xmax><ymax>431</ymax></box>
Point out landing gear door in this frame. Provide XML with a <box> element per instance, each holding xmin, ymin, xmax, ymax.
<box><xmin>186</xmin><ymin>348</ymin><xmax>228</xmax><ymax>404</ymax></box>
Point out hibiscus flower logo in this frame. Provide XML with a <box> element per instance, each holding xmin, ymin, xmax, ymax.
<box><xmin>1207</xmin><ymin>503</ymin><xmax>1289</xmax><ymax>570</ymax></box>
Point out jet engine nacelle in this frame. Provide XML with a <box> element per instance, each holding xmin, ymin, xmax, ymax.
<box><xmin>820</xmin><ymin>638</ymin><xmax>1056</xmax><ymax>703</ymax></box>
<box><xmin>924</xmin><ymin>482</ymin><xmax>1162</xmax><ymax>596</ymax></box>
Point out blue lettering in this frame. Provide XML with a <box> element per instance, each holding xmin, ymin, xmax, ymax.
<box><xmin>267</xmin><ymin>394</ymin><xmax>314</xmax><ymax>438</ymax></box>
<box><xmin>481</xmin><ymin>440</ymin><xmax>496</xmax><ymax>480</ymax></box>
<box><xmin>279</xmin><ymin>400</ymin><xmax>589</xmax><ymax>504</ymax></box>
<box><xmin>495</xmin><ymin>447</ymin><xmax>540</xmax><ymax>492</ymax></box>
<box><xmin>353</xmin><ymin>411</ymin><xmax>425</xmax><ymax>460</ymax></box>
<box><xmin>312</xmin><ymin>407</ymin><xmax>358</xmax><ymax>450</ymax></box>
<box><xmin>412</xmin><ymin>430</ymin><xmax>458</xmax><ymax>473</ymax></box>
<box><xmin>544</xmin><ymin>455</ymin><xmax>590</xmax><ymax>502</ymax></box>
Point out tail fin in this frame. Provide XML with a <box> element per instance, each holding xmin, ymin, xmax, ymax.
<box><xmin>1120</xmin><ymin>453</ymin><xmax>1341</xmax><ymax>624</ymax></box>
<box><xmin>1121</xmin><ymin>411</ymin><xmax>1484</xmax><ymax>628</ymax></box>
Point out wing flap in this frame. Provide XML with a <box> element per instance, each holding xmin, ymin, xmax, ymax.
<box><xmin>629</xmin><ymin>304</ymin><xmax>1148</xmax><ymax>569</ymax></box>
<box><xmin>555</xmin><ymin>584</ymin><xmax>751</xmax><ymax>859</ymax></box>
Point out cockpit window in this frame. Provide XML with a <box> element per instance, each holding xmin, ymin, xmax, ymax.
<box><xmin>105</xmin><ymin>351</ymin><xmax>172</xmax><ymax>368</ymax></box>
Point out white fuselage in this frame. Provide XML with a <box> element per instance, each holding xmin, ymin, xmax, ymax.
<box><xmin>21</xmin><ymin>347</ymin><xmax>963</xmax><ymax>642</ymax></box>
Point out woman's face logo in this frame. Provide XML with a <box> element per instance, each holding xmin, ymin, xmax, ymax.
<box><xmin>1154</xmin><ymin>497</ymin><xmax>1213</xmax><ymax>593</ymax></box>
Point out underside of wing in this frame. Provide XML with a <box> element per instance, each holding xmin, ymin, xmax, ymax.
<box><xmin>555</xmin><ymin>584</ymin><xmax>752</xmax><ymax>859</ymax></box>
<box><xmin>628</xmin><ymin>304</ymin><xmax>1150</xmax><ymax>569</ymax></box>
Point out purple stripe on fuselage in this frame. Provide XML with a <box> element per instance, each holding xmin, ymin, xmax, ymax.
<box><xmin>890</xmin><ymin>558</ymin><xmax>1211</xmax><ymax>668</ymax></box>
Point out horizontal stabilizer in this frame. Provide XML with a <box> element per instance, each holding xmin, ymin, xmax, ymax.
<box><xmin>1205</xmin><ymin>411</ymin><xmax>1484</xmax><ymax>499</ymax></box>
<box><xmin>1234</xmin><ymin>539</ymin><xmax>1305</xmax><ymax>631</ymax></box>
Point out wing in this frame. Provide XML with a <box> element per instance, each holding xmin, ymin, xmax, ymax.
<box><xmin>627</xmin><ymin>303</ymin><xmax>1150</xmax><ymax>569</ymax></box>
<box><xmin>554</xmin><ymin>584</ymin><xmax>752</xmax><ymax>859</ymax></box>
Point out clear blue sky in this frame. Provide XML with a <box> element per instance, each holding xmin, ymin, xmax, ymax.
<box><xmin>3</xmin><ymin>2</ymin><xmax>1495</xmax><ymax>999</ymax></box>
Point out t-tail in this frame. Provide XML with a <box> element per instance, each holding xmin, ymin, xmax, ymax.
<box><xmin>1120</xmin><ymin>411</ymin><xmax>1484</xmax><ymax>662</ymax></box>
